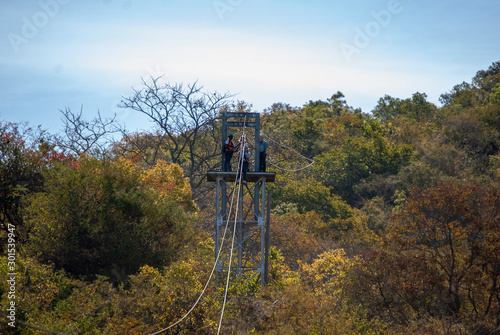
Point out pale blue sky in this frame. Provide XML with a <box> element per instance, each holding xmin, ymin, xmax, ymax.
<box><xmin>1</xmin><ymin>0</ymin><xmax>499</xmax><ymax>132</ymax></box>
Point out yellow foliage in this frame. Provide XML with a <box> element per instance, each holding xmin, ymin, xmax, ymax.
<box><xmin>141</xmin><ymin>159</ymin><xmax>197</xmax><ymax>212</ymax></box>
<box><xmin>110</xmin><ymin>157</ymin><xmax>196</xmax><ymax>212</ymax></box>
<box><xmin>299</xmin><ymin>249</ymin><xmax>355</xmax><ymax>297</ymax></box>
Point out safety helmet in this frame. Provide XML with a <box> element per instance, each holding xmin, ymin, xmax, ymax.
<box><xmin>228</xmin><ymin>133</ymin><xmax>234</xmax><ymax>137</ymax></box>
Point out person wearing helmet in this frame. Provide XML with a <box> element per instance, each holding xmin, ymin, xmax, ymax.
<box><xmin>222</xmin><ymin>133</ymin><xmax>240</xmax><ymax>171</ymax></box>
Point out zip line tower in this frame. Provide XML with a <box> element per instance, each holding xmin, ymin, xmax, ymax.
<box><xmin>206</xmin><ymin>112</ymin><xmax>275</xmax><ymax>287</ymax></box>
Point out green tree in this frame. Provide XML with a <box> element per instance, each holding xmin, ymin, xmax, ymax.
<box><xmin>0</xmin><ymin>121</ymin><xmax>72</xmax><ymax>245</ymax></box>
<box><xmin>25</xmin><ymin>157</ymin><xmax>197</xmax><ymax>281</ymax></box>
<box><xmin>440</xmin><ymin>61</ymin><xmax>500</xmax><ymax>108</ymax></box>
<box><xmin>490</xmin><ymin>83</ymin><xmax>500</xmax><ymax>106</ymax></box>
<box><xmin>272</xmin><ymin>177</ymin><xmax>353</xmax><ymax>221</ymax></box>
<box><xmin>374</xmin><ymin>93</ymin><xmax>436</xmax><ymax>121</ymax></box>
<box><xmin>372</xmin><ymin>95</ymin><xmax>404</xmax><ymax>121</ymax></box>
<box><xmin>472</xmin><ymin>60</ymin><xmax>500</xmax><ymax>92</ymax></box>
<box><xmin>313</xmin><ymin>117</ymin><xmax>413</xmax><ymax>204</ymax></box>
<box><xmin>439</xmin><ymin>81</ymin><xmax>480</xmax><ymax>108</ymax></box>
<box><xmin>441</xmin><ymin>108</ymin><xmax>500</xmax><ymax>174</ymax></box>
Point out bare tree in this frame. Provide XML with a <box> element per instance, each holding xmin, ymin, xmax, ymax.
<box><xmin>117</xmin><ymin>76</ymin><xmax>233</xmax><ymax>199</ymax></box>
<box><xmin>57</xmin><ymin>106</ymin><xmax>118</xmax><ymax>158</ymax></box>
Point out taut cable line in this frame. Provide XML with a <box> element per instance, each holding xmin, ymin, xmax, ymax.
<box><xmin>9</xmin><ymin>117</ymin><xmax>254</xmax><ymax>335</ymax></box>
<box><xmin>150</xmin><ymin>118</ymin><xmax>248</xmax><ymax>335</ymax></box>
<box><xmin>264</xmin><ymin>134</ymin><xmax>315</xmax><ymax>172</ymax></box>
<box><xmin>217</xmin><ymin>115</ymin><xmax>248</xmax><ymax>335</ymax></box>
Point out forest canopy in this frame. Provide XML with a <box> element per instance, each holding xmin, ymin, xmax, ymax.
<box><xmin>1</xmin><ymin>61</ymin><xmax>500</xmax><ymax>334</ymax></box>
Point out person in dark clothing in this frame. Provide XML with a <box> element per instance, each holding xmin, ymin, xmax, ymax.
<box><xmin>223</xmin><ymin>133</ymin><xmax>240</xmax><ymax>171</ymax></box>
<box><xmin>259</xmin><ymin>133</ymin><xmax>269</xmax><ymax>172</ymax></box>
<box><xmin>237</xmin><ymin>144</ymin><xmax>251</xmax><ymax>183</ymax></box>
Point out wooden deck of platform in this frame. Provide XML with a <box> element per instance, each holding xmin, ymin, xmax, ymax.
<box><xmin>206</xmin><ymin>171</ymin><xmax>276</xmax><ymax>183</ymax></box>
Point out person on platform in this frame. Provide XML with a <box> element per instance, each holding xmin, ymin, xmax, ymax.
<box><xmin>222</xmin><ymin>133</ymin><xmax>240</xmax><ymax>171</ymax></box>
<box><xmin>237</xmin><ymin>144</ymin><xmax>251</xmax><ymax>184</ymax></box>
<box><xmin>259</xmin><ymin>133</ymin><xmax>269</xmax><ymax>172</ymax></box>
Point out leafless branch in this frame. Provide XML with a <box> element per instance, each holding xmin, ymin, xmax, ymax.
<box><xmin>117</xmin><ymin>76</ymin><xmax>233</xmax><ymax>199</ymax></box>
<box><xmin>57</xmin><ymin>106</ymin><xmax>118</xmax><ymax>158</ymax></box>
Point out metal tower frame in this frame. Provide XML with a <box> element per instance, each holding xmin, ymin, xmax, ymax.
<box><xmin>206</xmin><ymin>112</ymin><xmax>275</xmax><ymax>287</ymax></box>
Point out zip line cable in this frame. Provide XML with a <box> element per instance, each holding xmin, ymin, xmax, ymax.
<box><xmin>264</xmin><ymin>134</ymin><xmax>315</xmax><ymax>172</ymax></box>
<box><xmin>265</xmin><ymin>134</ymin><xmax>314</xmax><ymax>162</ymax></box>
<box><xmin>268</xmin><ymin>158</ymin><xmax>315</xmax><ymax>172</ymax></box>
<box><xmin>8</xmin><ymin>173</ymin><xmax>244</xmax><ymax>335</ymax></box>
<box><xmin>149</xmin><ymin>178</ymin><xmax>240</xmax><ymax>335</ymax></box>
<box><xmin>217</xmin><ymin>116</ymin><xmax>248</xmax><ymax>335</ymax></box>
<box><xmin>217</xmin><ymin>186</ymin><xmax>240</xmax><ymax>335</ymax></box>
<box><xmin>14</xmin><ymin>119</ymin><xmax>252</xmax><ymax>335</ymax></box>
<box><xmin>150</xmin><ymin>118</ymin><xmax>248</xmax><ymax>335</ymax></box>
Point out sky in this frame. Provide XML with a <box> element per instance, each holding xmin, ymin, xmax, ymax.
<box><xmin>1</xmin><ymin>0</ymin><xmax>499</xmax><ymax>133</ymax></box>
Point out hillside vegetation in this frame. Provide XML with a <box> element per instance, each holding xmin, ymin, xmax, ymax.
<box><xmin>1</xmin><ymin>61</ymin><xmax>500</xmax><ymax>334</ymax></box>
